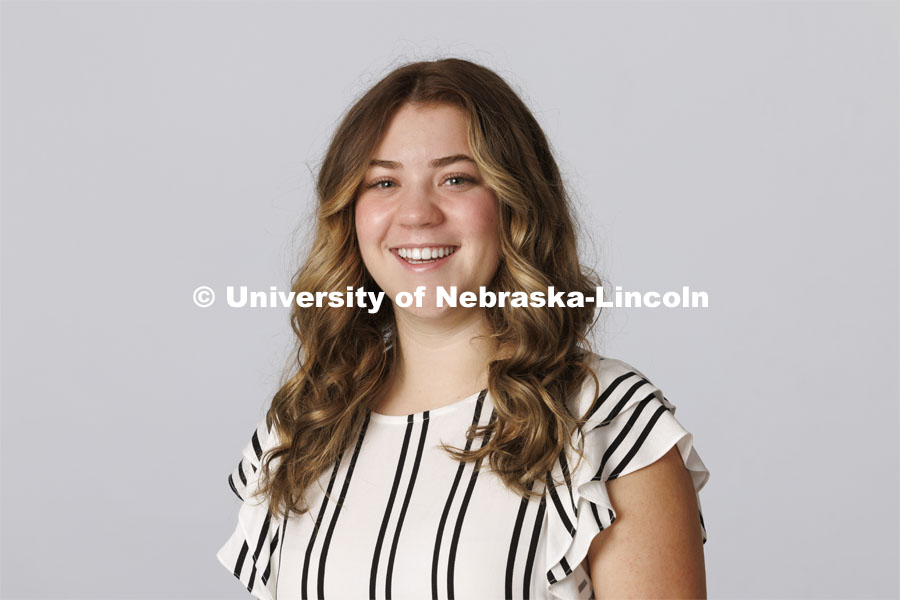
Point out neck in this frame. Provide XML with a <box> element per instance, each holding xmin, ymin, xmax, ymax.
<box><xmin>379</xmin><ymin>309</ymin><xmax>500</xmax><ymax>414</ymax></box>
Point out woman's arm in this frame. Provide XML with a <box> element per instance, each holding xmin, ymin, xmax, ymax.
<box><xmin>586</xmin><ymin>445</ymin><xmax>707</xmax><ymax>598</ymax></box>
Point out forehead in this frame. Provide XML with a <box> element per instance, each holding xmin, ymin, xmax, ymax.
<box><xmin>370</xmin><ymin>103</ymin><xmax>471</xmax><ymax>162</ymax></box>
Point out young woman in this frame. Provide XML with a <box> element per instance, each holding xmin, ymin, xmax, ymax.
<box><xmin>217</xmin><ymin>58</ymin><xmax>710</xmax><ymax>600</ymax></box>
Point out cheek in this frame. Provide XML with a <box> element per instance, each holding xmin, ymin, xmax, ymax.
<box><xmin>354</xmin><ymin>200</ymin><xmax>386</xmax><ymax>250</ymax></box>
<box><xmin>465</xmin><ymin>195</ymin><xmax>500</xmax><ymax>251</ymax></box>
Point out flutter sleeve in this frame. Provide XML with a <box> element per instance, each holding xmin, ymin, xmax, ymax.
<box><xmin>543</xmin><ymin>355</ymin><xmax>710</xmax><ymax>600</ymax></box>
<box><xmin>216</xmin><ymin>412</ymin><xmax>284</xmax><ymax>600</ymax></box>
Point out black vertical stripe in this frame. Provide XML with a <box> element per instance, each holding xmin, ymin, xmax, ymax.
<box><xmin>252</xmin><ymin>512</ymin><xmax>272</xmax><ymax>563</ymax></box>
<box><xmin>318</xmin><ymin>411</ymin><xmax>371</xmax><ymax>600</ymax></box>
<box><xmin>560</xmin><ymin>556</ymin><xmax>572</xmax><ymax>576</ymax></box>
<box><xmin>302</xmin><ymin>451</ymin><xmax>345</xmax><ymax>600</ymax></box>
<box><xmin>371</xmin><ymin>414</ymin><xmax>416</xmax><ymax>599</ymax></box>
<box><xmin>247</xmin><ymin>562</ymin><xmax>257</xmax><ymax>593</ymax></box>
<box><xmin>261</xmin><ymin>528</ymin><xmax>279</xmax><ymax>584</ymax></box>
<box><xmin>558</xmin><ymin>450</ymin><xmax>576</xmax><ymax>516</ymax></box>
<box><xmin>584</xmin><ymin>372</ymin><xmax>635</xmax><ymax>421</ymax></box>
<box><xmin>447</xmin><ymin>407</ymin><xmax>497</xmax><ymax>599</ymax></box>
<box><xmin>431</xmin><ymin>390</ymin><xmax>486</xmax><ymax>600</ymax></box>
<box><xmin>505</xmin><ymin>481</ymin><xmax>533</xmax><ymax>600</ymax></box>
<box><xmin>596</xmin><ymin>379</ymin><xmax>649</xmax><ymax>428</ymax></box>
<box><xmin>386</xmin><ymin>413</ymin><xmax>431</xmax><ymax>599</ymax></box>
<box><xmin>547</xmin><ymin>472</ymin><xmax>575</xmax><ymax>537</ymax></box>
<box><xmin>607</xmin><ymin>402</ymin><xmax>668</xmax><ymax>480</ymax></box>
<box><xmin>522</xmin><ymin>491</ymin><xmax>546</xmax><ymax>600</ymax></box>
<box><xmin>589</xmin><ymin>502</ymin><xmax>605</xmax><ymax>531</ymax></box>
<box><xmin>590</xmin><ymin>395</ymin><xmax>654</xmax><ymax>482</ymax></box>
<box><xmin>251</xmin><ymin>430</ymin><xmax>262</xmax><ymax>460</ymax></box>
<box><xmin>238</xmin><ymin>461</ymin><xmax>247</xmax><ymax>486</ymax></box>
<box><xmin>234</xmin><ymin>539</ymin><xmax>249</xmax><ymax>579</ymax></box>
<box><xmin>246</xmin><ymin>512</ymin><xmax>272</xmax><ymax>590</ymax></box>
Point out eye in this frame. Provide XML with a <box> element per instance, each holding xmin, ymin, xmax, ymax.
<box><xmin>443</xmin><ymin>173</ymin><xmax>477</xmax><ymax>187</ymax></box>
<box><xmin>364</xmin><ymin>173</ymin><xmax>478</xmax><ymax>190</ymax></box>
<box><xmin>366</xmin><ymin>177</ymin><xmax>396</xmax><ymax>190</ymax></box>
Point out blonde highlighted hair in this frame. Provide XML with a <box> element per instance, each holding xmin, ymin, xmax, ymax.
<box><xmin>255</xmin><ymin>58</ymin><xmax>603</xmax><ymax>519</ymax></box>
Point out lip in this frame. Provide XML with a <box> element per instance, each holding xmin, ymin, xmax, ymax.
<box><xmin>388</xmin><ymin>243</ymin><xmax>459</xmax><ymax>250</ymax></box>
<box><xmin>389</xmin><ymin>246</ymin><xmax>458</xmax><ymax>273</ymax></box>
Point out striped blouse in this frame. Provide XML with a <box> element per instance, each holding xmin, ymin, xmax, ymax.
<box><xmin>217</xmin><ymin>353</ymin><xmax>710</xmax><ymax>600</ymax></box>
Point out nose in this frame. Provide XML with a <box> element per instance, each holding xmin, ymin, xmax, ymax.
<box><xmin>395</xmin><ymin>182</ymin><xmax>444</xmax><ymax>228</ymax></box>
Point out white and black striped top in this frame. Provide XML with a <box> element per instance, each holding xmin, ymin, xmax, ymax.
<box><xmin>217</xmin><ymin>353</ymin><xmax>709</xmax><ymax>600</ymax></box>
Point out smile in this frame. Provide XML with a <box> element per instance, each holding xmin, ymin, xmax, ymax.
<box><xmin>394</xmin><ymin>246</ymin><xmax>458</xmax><ymax>264</ymax></box>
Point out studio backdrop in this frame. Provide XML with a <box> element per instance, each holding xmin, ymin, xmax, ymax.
<box><xmin>1</xmin><ymin>1</ymin><xmax>897</xmax><ymax>598</ymax></box>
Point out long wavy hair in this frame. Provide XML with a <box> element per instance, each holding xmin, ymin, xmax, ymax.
<box><xmin>255</xmin><ymin>58</ymin><xmax>604</xmax><ymax>519</ymax></box>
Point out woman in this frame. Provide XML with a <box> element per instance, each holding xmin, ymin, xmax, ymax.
<box><xmin>217</xmin><ymin>58</ymin><xmax>709</xmax><ymax>600</ymax></box>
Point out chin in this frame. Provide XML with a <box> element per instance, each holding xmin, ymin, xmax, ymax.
<box><xmin>396</xmin><ymin>304</ymin><xmax>482</xmax><ymax>323</ymax></box>
<box><xmin>399</xmin><ymin>304</ymin><xmax>452</xmax><ymax>320</ymax></box>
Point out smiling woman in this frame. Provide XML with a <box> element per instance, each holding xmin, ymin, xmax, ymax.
<box><xmin>355</xmin><ymin>103</ymin><xmax>501</xmax><ymax>323</ymax></box>
<box><xmin>217</xmin><ymin>58</ymin><xmax>710</xmax><ymax>600</ymax></box>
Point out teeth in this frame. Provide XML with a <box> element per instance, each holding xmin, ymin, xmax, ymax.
<box><xmin>396</xmin><ymin>246</ymin><xmax>456</xmax><ymax>263</ymax></box>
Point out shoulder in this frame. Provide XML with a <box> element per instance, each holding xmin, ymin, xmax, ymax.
<box><xmin>566</xmin><ymin>351</ymin><xmax>675</xmax><ymax>429</ymax></box>
<box><xmin>543</xmin><ymin>351</ymin><xmax>710</xmax><ymax>598</ymax></box>
<box><xmin>585</xmin><ymin>442</ymin><xmax>708</xmax><ymax>597</ymax></box>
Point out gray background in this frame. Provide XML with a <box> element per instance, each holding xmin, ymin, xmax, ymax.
<box><xmin>2</xmin><ymin>1</ymin><xmax>897</xmax><ymax>598</ymax></box>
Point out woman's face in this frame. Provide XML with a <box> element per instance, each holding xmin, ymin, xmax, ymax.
<box><xmin>355</xmin><ymin>102</ymin><xmax>501</xmax><ymax>319</ymax></box>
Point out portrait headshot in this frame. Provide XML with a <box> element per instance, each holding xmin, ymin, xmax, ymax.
<box><xmin>1</xmin><ymin>2</ymin><xmax>896</xmax><ymax>600</ymax></box>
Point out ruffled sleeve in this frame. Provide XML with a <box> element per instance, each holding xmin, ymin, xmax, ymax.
<box><xmin>216</xmin><ymin>412</ymin><xmax>284</xmax><ymax>600</ymax></box>
<box><xmin>543</xmin><ymin>354</ymin><xmax>710</xmax><ymax>600</ymax></box>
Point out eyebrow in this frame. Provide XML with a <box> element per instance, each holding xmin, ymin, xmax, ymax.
<box><xmin>368</xmin><ymin>154</ymin><xmax>477</xmax><ymax>169</ymax></box>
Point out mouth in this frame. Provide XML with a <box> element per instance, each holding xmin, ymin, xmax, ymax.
<box><xmin>391</xmin><ymin>245</ymin><xmax>459</xmax><ymax>265</ymax></box>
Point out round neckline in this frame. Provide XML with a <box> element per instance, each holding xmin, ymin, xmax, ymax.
<box><xmin>369</xmin><ymin>388</ymin><xmax>487</xmax><ymax>424</ymax></box>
